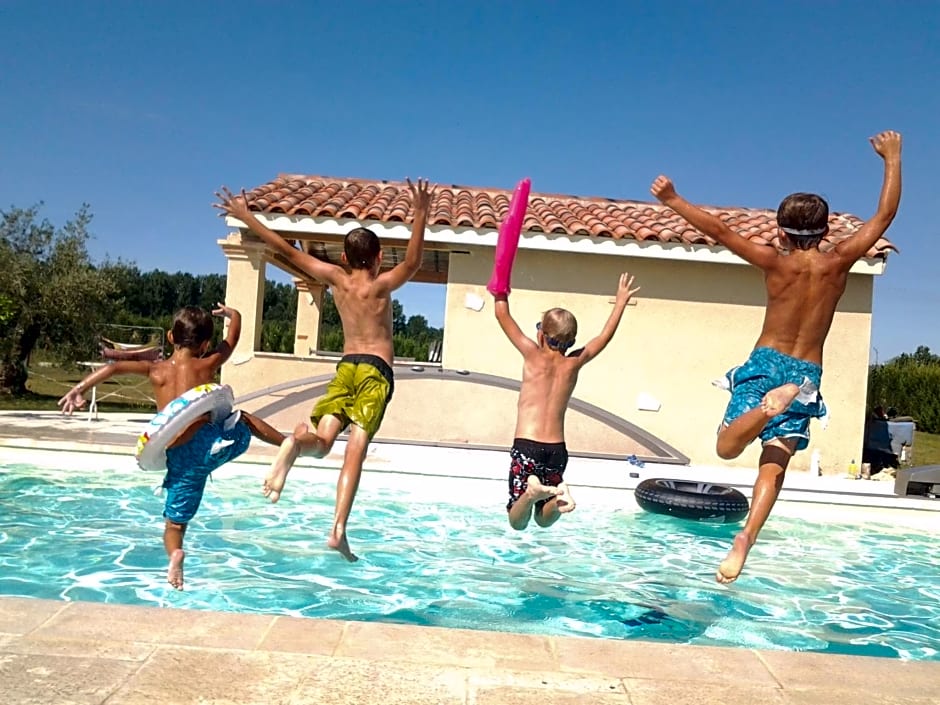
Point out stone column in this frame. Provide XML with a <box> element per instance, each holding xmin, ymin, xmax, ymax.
<box><xmin>218</xmin><ymin>232</ymin><xmax>266</xmax><ymax>361</ymax></box>
<box><xmin>293</xmin><ymin>279</ymin><xmax>324</xmax><ymax>356</ymax></box>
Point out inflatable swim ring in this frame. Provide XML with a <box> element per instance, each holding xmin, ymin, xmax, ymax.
<box><xmin>634</xmin><ymin>478</ymin><xmax>749</xmax><ymax>523</ymax></box>
<box><xmin>136</xmin><ymin>383</ymin><xmax>235</xmax><ymax>471</ymax></box>
<box><xmin>487</xmin><ymin>177</ymin><xmax>531</xmax><ymax>296</ymax></box>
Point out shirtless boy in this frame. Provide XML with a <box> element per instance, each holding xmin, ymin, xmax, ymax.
<box><xmin>651</xmin><ymin>130</ymin><xmax>902</xmax><ymax>583</ymax></box>
<box><xmin>494</xmin><ymin>273</ymin><xmax>640</xmax><ymax>530</ymax></box>
<box><xmin>58</xmin><ymin>304</ymin><xmax>285</xmax><ymax>589</ymax></box>
<box><xmin>216</xmin><ymin>179</ymin><xmax>434</xmax><ymax>561</ymax></box>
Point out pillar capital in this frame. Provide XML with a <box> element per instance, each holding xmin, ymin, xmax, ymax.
<box><xmin>218</xmin><ymin>231</ymin><xmax>267</xmax><ymax>263</ymax></box>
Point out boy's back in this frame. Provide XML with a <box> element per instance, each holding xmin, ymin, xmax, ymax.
<box><xmin>149</xmin><ymin>354</ymin><xmax>226</xmax><ymax>409</ymax></box>
<box><xmin>329</xmin><ymin>268</ymin><xmax>397</xmax><ymax>365</ymax></box>
<box><xmin>515</xmin><ymin>349</ymin><xmax>584</xmax><ymax>443</ymax></box>
<box><xmin>756</xmin><ymin>247</ymin><xmax>852</xmax><ymax>364</ymax></box>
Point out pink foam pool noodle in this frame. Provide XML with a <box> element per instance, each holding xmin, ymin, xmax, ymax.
<box><xmin>487</xmin><ymin>178</ymin><xmax>531</xmax><ymax>296</ymax></box>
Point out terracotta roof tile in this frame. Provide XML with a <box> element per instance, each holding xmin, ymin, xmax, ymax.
<box><xmin>240</xmin><ymin>175</ymin><xmax>895</xmax><ymax>259</ymax></box>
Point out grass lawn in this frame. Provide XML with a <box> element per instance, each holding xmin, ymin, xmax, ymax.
<box><xmin>914</xmin><ymin>430</ymin><xmax>940</xmax><ymax>467</ymax></box>
<box><xmin>0</xmin><ymin>362</ymin><xmax>153</xmax><ymax>412</ymax></box>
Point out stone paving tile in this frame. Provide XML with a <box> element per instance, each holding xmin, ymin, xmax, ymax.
<box><xmin>36</xmin><ymin>601</ymin><xmax>276</xmax><ymax>650</ymax></box>
<box><xmin>0</xmin><ymin>596</ymin><xmax>66</xmax><ymax>634</ymax></box>
<box><xmin>0</xmin><ymin>651</ymin><xmax>141</xmax><ymax>705</ymax></box>
<box><xmin>758</xmin><ymin>650</ymin><xmax>940</xmax><ymax>698</ymax></box>
<box><xmin>468</xmin><ymin>668</ymin><xmax>628</xmax><ymax>703</ymax></box>
<box><xmin>256</xmin><ymin>615</ymin><xmax>346</xmax><ymax>655</ymax></box>
<box><xmin>3</xmin><ymin>633</ymin><xmax>155</xmax><ymax>661</ymax></box>
<box><xmin>473</xmin><ymin>688</ymin><xmax>631</xmax><ymax>704</ymax></box>
<box><xmin>108</xmin><ymin>647</ymin><xmax>319</xmax><ymax>705</ymax></box>
<box><xmin>623</xmin><ymin>678</ymin><xmax>788</xmax><ymax>704</ymax></box>
<box><xmin>555</xmin><ymin>638</ymin><xmax>779</xmax><ymax>685</ymax></box>
<box><xmin>336</xmin><ymin>621</ymin><xmax>556</xmax><ymax>670</ymax></box>
<box><xmin>782</xmin><ymin>690</ymin><xmax>938</xmax><ymax>705</ymax></box>
<box><xmin>289</xmin><ymin>655</ymin><xmax>468</xmax><ymax>705</ymax></box>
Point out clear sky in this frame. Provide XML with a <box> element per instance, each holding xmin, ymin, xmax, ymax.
<box><xmin>2</xmin><ymin>1</ymin><xmax>937</xmax><ymax>362</ymax></box>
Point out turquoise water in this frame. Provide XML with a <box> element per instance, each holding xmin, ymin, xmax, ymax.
<box><xmin>1</xmin><ymin>455</ymin><xmax>938</xmax><ymax>661</ymax></box>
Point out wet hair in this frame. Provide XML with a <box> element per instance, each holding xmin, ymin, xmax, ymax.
<box><xmin>344</xmin><ymin>227</ymin><xmax>381</xmax><ymax>270</ymax></box>
<box><xmin>170</xmin><ymin>306</ymin><xmax>214</xmax><ymax>350</ymax></box>
<box><xmin>776</xmin><ymin>193</ymin><xmax>829</xmax><ymax>250</ymax></box>
<box><xmin>540</xmin><ymin>308</ymin><xmax>577</xmax><ymax>351</ymax></box>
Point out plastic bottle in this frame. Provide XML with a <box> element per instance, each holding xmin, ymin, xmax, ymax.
<box><xmin>848</xmin><ymin>458</ymin><xmax>858</xmax><ymax>479</ymax></box>
<box><xmin>810</xmin><ymin>449</ymin><xmax>821</xmax><ymax>476</ymax></box>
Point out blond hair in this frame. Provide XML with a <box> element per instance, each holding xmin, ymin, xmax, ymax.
<box><xmin>540</xmin><ymin>308</ymin><xmax>577</xmax><ymax>350</ymax></box>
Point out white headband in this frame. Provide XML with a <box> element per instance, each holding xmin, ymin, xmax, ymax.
<box><xmin>781</xmin><ymin>226</ymin><xmax>827</xmax><ymax>237</ymax></box>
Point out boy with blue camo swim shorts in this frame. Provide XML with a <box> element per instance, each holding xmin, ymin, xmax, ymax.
<box><xmin>59</xmin><ymin>305</ymin><xmax>285</xmax><ymax>589</ymax></box>
<box><xmin>218</xmin><ymin>178</ymin><xmax>435</xmax><ymax>562</ymax></box>
<box><xmin>652</xmin><ymin>130</ymin><xmax>902</xmax><ymax>584</ymax></box>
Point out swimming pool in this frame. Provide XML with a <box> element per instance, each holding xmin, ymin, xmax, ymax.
<box><xmin>1</xmin><ymin>448</ymin><xmax>938</xmax><ymax>661</ymax></box>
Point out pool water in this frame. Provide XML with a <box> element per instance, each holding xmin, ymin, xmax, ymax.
<box><xmin>1</xmin><ymin>453</ymin><xmax>938</xmax><ymax>661</ymax></box>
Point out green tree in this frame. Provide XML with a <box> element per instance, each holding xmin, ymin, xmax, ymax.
<box><xmin>0</xmin><ymin>204</ymin><xmax>120</xmax><ymax>395</ymax></box>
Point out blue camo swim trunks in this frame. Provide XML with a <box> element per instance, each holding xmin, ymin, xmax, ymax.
<box><xmin>162</xmin><ymin>419</ymin><xmax>251</xmax><ymax>524</ymax></box>
<box><xmin>719</xmin><ymin>347</ymin><xmax>827</xmax><ymax>451</ymax></box>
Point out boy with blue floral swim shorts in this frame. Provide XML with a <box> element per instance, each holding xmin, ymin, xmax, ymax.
<box><xmin>217</xmin><ymin>178</ymin><xmax>435</xmax><ymax>562</ymax></box>
<box><xmin>651</xmin><ymin>130</ymin><xmax>902</xmax><ymax>584</ymax></box>
<box><xmin>59</xmin><ymin>305</ymin><xmax>285</xmax><ymax>590</ymax></box>
<box><xmin>493</xmin><ymin>272</ymin><xmax>640</xmax><ymax>531</ymax></box>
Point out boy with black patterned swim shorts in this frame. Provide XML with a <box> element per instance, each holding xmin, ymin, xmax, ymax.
<box><xmin>651</xmin><ymin>130</ymin><xmax>902</xmax><ymax>584</ymax></box>
<box><xmin>217</xmin><ymin>178</ymin><xmax>435</xmax><ymax>562</ymax></box>
<box><xmin>493</xmin><ymin>273</ymin><xmax>640</xmax><ymax>530</ymax></box>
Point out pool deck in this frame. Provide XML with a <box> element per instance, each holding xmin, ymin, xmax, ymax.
<box><xmin>2</xmin><ymin>410</ymin><xmax>939</xmax><ymax>704</ymax></box>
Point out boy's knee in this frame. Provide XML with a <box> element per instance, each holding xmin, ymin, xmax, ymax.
<box><xmin>716</xmin><ymin>439</ymin><xmax>741</xmax><ymax>460</ymax></box>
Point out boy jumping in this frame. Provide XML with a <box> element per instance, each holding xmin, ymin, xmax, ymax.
<box><xmin>58</xmin><ymin>304</ymin><xmax>285</xmax><ymax>589</ymax></box>
<box><xmin>651</xmin><ymin>131</ymin><xmax>902</xmax><ymax>583</ymax></box>
<box><xmin>216</xmin><ymin>179</ymin><xmax>434</xmax><ymax>561</ymax></box>
<box><xmin>494</xmin><ymin>273</ymin><xmax>640</xmax><ymax>530</ymax></box>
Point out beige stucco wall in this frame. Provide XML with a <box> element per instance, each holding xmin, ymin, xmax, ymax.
<box><xmin>442</xmin><ymin>246</ymin><xmax>875</xmax><ymax>475</ymax></box>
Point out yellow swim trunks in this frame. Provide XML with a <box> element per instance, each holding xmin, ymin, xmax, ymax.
<box><xmin>311</xmin><ymin>354</ymin><xmax>395</xmax><ymax>439</ymax></box>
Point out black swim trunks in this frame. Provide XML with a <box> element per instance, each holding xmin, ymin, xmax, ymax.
<box><xmin>506</xmin><ymin>437</ymin><xmax>568</xmax><ymax>511</ymax></box>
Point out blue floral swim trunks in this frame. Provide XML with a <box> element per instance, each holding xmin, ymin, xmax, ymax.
<box><xmin>162</xmin><ymin>418</ymin><xmax>251</xmax><ymax>524</ymax></box>
<box><xmin>717</xmin><ymin>347</ymin><xmax>827</xmax><ymax>451</ymax></box>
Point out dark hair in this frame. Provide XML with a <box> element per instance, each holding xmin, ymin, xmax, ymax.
<box><xmin>776</xmin><ymin>193</ymin><xmax>829</xmax><ymax>250</ymax></box>
<box><xmin>170</xmin><ymin>306</ymin><xmax>214</xmax><ymax>350</ymax></box>
<box><xmin>344</xmin><ymin>227</ymin><xmax>381</xmax><ymax>269</ymax></box>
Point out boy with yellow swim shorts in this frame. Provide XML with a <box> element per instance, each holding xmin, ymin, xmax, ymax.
<box><xmin>217</xmin><ymin>178</ymin><xmax>435</xmax><ymax>562</ymax></box>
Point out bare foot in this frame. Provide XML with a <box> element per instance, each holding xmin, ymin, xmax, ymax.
<box><xmin>327</xmin><ymin>531</ymin><xmax>359</xmax><ymax>562</ymax></box>
<box><xmin>524</xmin><ymin>475</ymin><xmax>562</xmax><ymax>503</ymax></box>
<box><xmin>263</xmin><ymin>432</ymin><xmax>302</xmax><ymax>503</ymax></box>
<box><xmin>167</xmin><ymin>549</ymin><xmax>185</xmax><ymax>590</ymax></box>
<box><xmin>760</xmin><ymin>383</ymin><xmax>800</xmax><ymax>417</ymax></box>
<box><xmin>716</xmin><ymin>532</ymin><xmax>754</xmax><ymax>584</ymax></box>
<box><xmin>555</xmin><ymin>482</ymin><xmax>577</xmax><ymax>514</ymax></box>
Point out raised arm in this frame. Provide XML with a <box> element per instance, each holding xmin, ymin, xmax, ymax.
<box><xmin>215</xmin><ymin>186</ymin><xmax>342</xmax><ymax>285</ymax></box>
<box><xmin>377</xmin><ymin>178</ymin><xmax>435</xmax><ymax>292</ymax></box>
<box><xmin>834</xmin><ymin>131</ymin><xmax>902</xmax><ymax>263</ymax></box>
<box><xmin>650</xmin><ymin>176</ymin><xmax>777</xmax><ymax>270</ymax></box>
<box><xmin>200</xmin><ymin>303</ymin><xmax>241</xmax><ymax>368</ymax></box>
<box><xmin>575</xmin><ymin>273</ymin><xmax>640</xmax><ymax>366</ymax></box>
<box><xmin>493</xmin><ymin>293</ymin><xmax>538</xmax><ymax>356</ymax></box>
<box><xmin>57</xmin><ymin>360</ymin><xmax>153</xmax><ymax>415</ymax></box>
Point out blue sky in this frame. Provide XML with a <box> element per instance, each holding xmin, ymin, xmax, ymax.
<box><xmin>2</xmin><ymin>1</ymin><xmax>937</xmax><ymax>362</ymax></box>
